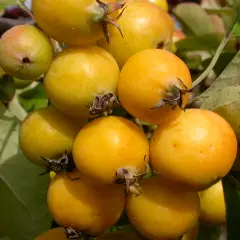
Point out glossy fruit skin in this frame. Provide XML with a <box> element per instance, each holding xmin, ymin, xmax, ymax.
<box><xmin>32</xmin><ymin>0</ymin><xmax>105</xmax><ymax>45</ymax></box>
<box><xmin>44</xmin><ymin>46</ymin><xmax>119</xmax><ymax>119</ymax></box>
<box><xmin>73</xmin><ymin>116</ymin><xmax>149</xmax><ymax>184</ymax></box>
<box><xmin>118</xmin><ymin>49</ymin><xmax>192</xmax><ymax>124</ymax></box>
<box><xmin>0</xmin><ymin>25</ymin><xmax>53</xmax><ymax>80</ymax></box>
<box><xmin>35</xmin><ymin>228</ymin><xmax>67</xmax><ymax>240</ymax></box>
<box><xmin>199</xmin><ymin>180</ymin><xmax>226</xmax><ymax>224</ymax></box>
<box><xmin>126</xmin><ymin>176</ymin><xmax>200</xmax><ymax>240</ymax></box>
<box><xmin>47</xmin><ymin>172</ymin><xmax>125</xmax><ymax>236</ymax></box>
<box><xmin>150</xmin><ymin>109</ymin><xmax>237</xmax><ymax>190</ymax></box>
<box><xmin>148</xmin><ymin>0</ymin><xmax>168</xmax><ymax>11</ymax></box>
<box><xmin>98</xmin><ymin>2</ymin><xmax>174</xmax><ymax>68</ymax></box>
<box><xmin>19</xmin><ymin>106</ymin><xmax>86</xmax><ymax>166</ymax></box>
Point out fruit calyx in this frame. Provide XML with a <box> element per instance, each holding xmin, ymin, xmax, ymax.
<box><xmin>40</xmin><ymin>150</ymin><xmax>76</xmax><ymax>176</ymax></box>
<box><xmin>21</xmin><ymin>57</ymin><xmax>31</xmax><ymax>65</ymax></box>
<box><xmin>115</xmin><ymin>159</ymin><xmax>149</xmax><ymax>196</ymax></box>
<box><xmin>89</xmin><ymin>92</ymin><xmax>119</xmax><ymax>116</ymax></box>
<box><xmin>65</xmin><ymin>227</ymin><xmax>91</xmax><ymax>240</ymax></box>
<box><xmin>152</xmin><ymin>78</ymin><xmax>192</xmax><ymax>110</ymax></box>
<box><xmin>96</xmin><ymin>0</ymin><xmax>126</xmax><ymax>43</ymax></box>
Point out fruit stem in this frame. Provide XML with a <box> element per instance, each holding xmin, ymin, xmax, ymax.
<box><xmin>191</xmin><ymin>18</ymin><xmax>235</xmax><ymax>90</ymax></box>
<box><xmin>134</xmin><ymin>118</ymin><xmax>144</xmax><ymax>131</ymax></box>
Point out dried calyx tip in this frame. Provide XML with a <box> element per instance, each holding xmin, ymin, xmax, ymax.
<box><xmin>96</xmin><ymin>0</ymin><xmax>127</xmax><ymax>43</ymax></box>
<box><xmin>151</xmin><ymin>78</ymin><xmax>192</xmax><ymax>110</ymax></box>
<box><xmin>65</xmin><ymin>227</ymin><xmax>91</xmax><ymax>240</ymax></box>
<box><xmin>39</xmin><ymin>150</ymin><xmax>76</xmax><ymax>177</ymax></box>
<box><xmin>89</xmin><ymin>92</ymin><xmax>119</xmax><ymax>116</ymax></box>
<box><xmin>116</xmin><ymin>162</ymin><xmax>149</xmax><ymax>196</ymax></box>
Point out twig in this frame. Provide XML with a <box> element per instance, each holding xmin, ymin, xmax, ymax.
<box><xmin>17</xmin><ymin>0</ymin><xmax>35</xmax><ymax>20</ymax></box>
<box><xmin>191</xmin><ymin>27</ymin><xmax>234</xmax><ymax>89</ymax></box>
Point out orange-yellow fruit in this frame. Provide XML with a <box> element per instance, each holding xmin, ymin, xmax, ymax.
<box><xmin>199</xmin><ymin>180</ymin><xmax>226</xmax><ymax>224</ymax></box>
<box><xmin>98</xmin><ymin>1</ymin><xmax>173</xmax><ymax>68</ymax></box>
<box><xmin>35</xmin><ymin>228</ymin><xmax>67</xmax><ymax>240</ymax></box>
<box><xmin>118</xmin><ymin>49</ymin><xmax>192</xmax><ymax>124</ymax></box>
<box><xmin>150</xmin><ymin>109</ymin><xmax>237</xmax><ymax>190</ymax></box>
<box><xmin>126</xmin><ymin>176</ymin><xmax>200</xmax><ymax>240</ymax></box>
<box><xmin>44</xmin><ymin>46</ymin><xmax>119</xmax><ymax>119</ymax></box>
<box><xmin>32</xmin><ymin>0</ymin><xmax>122</xmax><ymax>45</ymax></box>
<box><xmin>97</xmin><ymin>231</ymin><xmax>147</xmax><ymax>239</ymax></box>
<box><xmin>73</xmin><ymin>116</ymin><xmax>149</xmax><ymax>184</ymax></box>
<box><xmin>148</xmin><ymin>0</ymin><xmax>168</xmax><ymax>11</ymax></box>
<box><xmin>0</xmin><ymin>25</ymin><xmax>53</xmax><ymax>80</ymax></box>
<box><xmin>47</xmin><ymin>172</ymin><xmax>125</xmax><ymax>236</ymax></box>
<box><xmin>19</xmin><ymin>106</ymin><xmax>86</xmax><ymax>166</ymax></box>
<box><xmin>124</xmin><ymin>0</ymin><xmax>169</xmax><ymax>11</ymax></box>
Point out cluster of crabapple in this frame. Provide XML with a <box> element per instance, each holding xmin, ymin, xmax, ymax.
<box><xmin>0</xmin><ymin>0</ymin><xmax>237</xmax><ymax>239</ymax></box>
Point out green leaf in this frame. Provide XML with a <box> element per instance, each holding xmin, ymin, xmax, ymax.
<box><xmin>0</xmin><ymin>0</ymin><xmax>17</xmax><ymax>8</ymax></box>
<box><xmin>173</xmin><ymin>3</ymin><xmax>215</xmax><ymax>36</ymax></box>
<box><xmin>222</xmin><ymin>175</ymin><xmax>240</xmax><ymax>240</ymax></box>
<box><xmin>175</xmin><ymin>34</ymin><xmax>237</xmax><ymax>53</ymax></box>
<box><xmin>196</xmin><ymin>224</ymin><xmax>221</xmax><ymax>240</ymax></box>
<box><xmin>18</xmin><ymin>83</ymin><xmax>48</xmax><ymax>112</ymax></box>
<box><xmin>233</xmin><ymin>23</ymin><xmax>240</xmax><ymax>36</ymax></box>
<box><xmin>195</xmin><ymin>50</ymin><xmax>240</xmax><ymax>139</ymax></box>
<box><xmin>0</xmin><ymin>75</ymin><xmax>16</xmax><ymax>103</ymax></box>
<box><xmin>202</xmin><ymin>52</ymin><xmax>235</xmax><ymax>76</ymax></box>
<box><xmin>201</xmin><ymin>86</ymin><xmax>240</xmax><ymax>140</ymax></box>
<box><xmin>0</xmin><ymin>107</ymin><xmax>51</xmax><ymax>239</ymax></box>
<box><xmin>177</xmin><ymin>52</ymin><xmax>203</xmax><ymax>71</ymax></box>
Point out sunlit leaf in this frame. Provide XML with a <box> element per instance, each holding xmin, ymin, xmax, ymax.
<box><xmin>0</xmin><ymin>74</ymin><xmax>15</xmax><ymax>103</ymax></box>
<box><xmin>0</xmin><ymin>107</ymin><xmax>51</xmax><ymax>239</ymax></box>
<box><xmin>175</xmin><ymin>34</ymin><xmax>237</xmax><ymax>53</ymax></box>
<box><xmin>173</xmin><ymin>3</ymin><xmax>215</xmax><ymax>36</ymax></box>
<box><xmin>18</xmin><ymin>83</ymin><xmax>48</xmax><ymax>112</ymax></box>
<box><xmin>222</xmin><ymin>175</ymin><xmax>240</xmax><ymax>240</ymax></box>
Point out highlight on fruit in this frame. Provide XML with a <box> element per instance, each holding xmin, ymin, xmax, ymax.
<box><xmin>0</xmin><ymin>0</ymin><xmax>239</xmax><ymax>239</ymax></box>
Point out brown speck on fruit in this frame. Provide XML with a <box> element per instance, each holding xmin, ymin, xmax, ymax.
<box><xmin>156</xmin><ymin>41</ymin><xmax>164</xmax><ymax>49</ymax></box>
<box><xmin>173</xmin><ymin>144</ymin><xmax>177</xmax><ymax>148</ymax></box>
<box><xmin>22</xmin><ymin>57</ymin><xmax>31</xmax><ymax>64</ymax></box>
